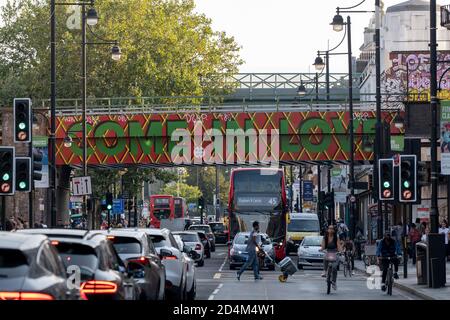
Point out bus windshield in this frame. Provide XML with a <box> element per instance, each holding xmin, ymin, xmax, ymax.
<box><xmin>232</xmin><ymin>170</ymin><xmax>283</xmax><ymax>212</ymax></box>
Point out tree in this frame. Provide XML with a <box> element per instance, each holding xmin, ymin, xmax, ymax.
<box><xmin>161</xmin><ymin>182</ymin><xmax>202</xmax><ymax>204</ymax></box>
<box><xmin>0</xmin><ymin>0</ymin><xmax>243</xmax><ymax>103</ymax></box>
<box><xmin>0</xmin><ymin>0</ymin><xmax>242</xmax><ymax>222</ymax></box>
<box><xmin>185</xmin><ymin>167</ymin><xmax>229</xmax><ymax>206</ymax></box>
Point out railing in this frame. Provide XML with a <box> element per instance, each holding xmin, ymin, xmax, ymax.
<box><xmin>229</xmin><ymin>73</ymin><xmax>361</xmax><ymax>90</ymax></box>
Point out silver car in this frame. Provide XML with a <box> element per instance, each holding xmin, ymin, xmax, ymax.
<box><xmin>173</xmin><ymin>234</ymin><xmax>197</xmax><ymax>300</ymax></box>
<box><xmin>297</xmin><ymin>236</ymin><xmax>324</xmax><ymax>270</ymax></box>
<box><xmin>173</xmin><ymin>231</ymin><xmax>204</xmax><ymax>267</ymax></box>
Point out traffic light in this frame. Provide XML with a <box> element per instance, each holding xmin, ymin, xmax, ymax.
<box><xmin>0</xmin><ymin>147</ymin><xmax>15</xmax><ymax>195</ymax></box>
<box><xmin>13</xmin><ymin>98</ymin><xmax>31</xmax><ymax>143</ymax></box>
<box><xmin>198</xmin><ymin>196</ymin><xmax>205</xmax><ymax>210</ymax></box>
<box><xmin>32</xmin><ymin>148</ymin><xmax>43</xmax><ymax>181</ymax></box>
<box><xmin>378</xmin><ymin>159</ymin><xmax>394</xmax><ymax>201</ymax></box>
<box><xmin>106</xmin><ymin>192</ymin><xmax>113</xmax><ymax>211</ymax></box>
<box><xmin>15</xmin><ymin>157</ymin><xmax>31</xmax><ymax>192</ymax></box>
<box><xmin>399</xmin><ymin>155</ymin><xmax>417</xmax><ymax>202</ymax></box>
<box><xmin>323</xmin><ymin>191</ymin><xmax>334</xmax><ymax>210</ymax></box>
<box><xmin>417</xmin><ymin>161</ymin><xmax>429</xmax><ymax>187</ymax></box>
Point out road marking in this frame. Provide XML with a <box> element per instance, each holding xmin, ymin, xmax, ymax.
<box><xmin>218</xmin><ymin>256</ymin><xmax>227</xmax><ymax>272</ymax></box>
<box><xmin>214</xmin><ymin>273</ymin><xmax>221</xmax><ymax>279</ymax></box>
<box><xmin>208</xmin><ymin>282</ymin><xmax>223</xmax><ymax>301</ymax></box>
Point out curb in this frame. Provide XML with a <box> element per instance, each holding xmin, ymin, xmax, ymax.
<box><xmin>354</xmin><ymin>263</ymin><xmax>435</xmax><ymax>300</ymax></box>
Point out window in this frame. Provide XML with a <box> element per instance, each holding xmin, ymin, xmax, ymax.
<box><xmin>168</xmin><ymin>233</ymin><xmax>179</xmax><ymax>250</ymax></box>
<box><xmin>178</xmin><ymin>233</ymin><xmax>199</xmax><ymax>243</ymax></box>
<box><xmin>146</xmin><ymin>236</ymin><xmax>157</xmax><ymax>255</ymax></box>
<box><xmin>111</xmin><ymin>237</ymin><xmax>142</xmax><ymax>254</ymax></box>
<box><xmin>149</xmin><ymin>234</ymin><xmax>171</xmax><ymax>248</ymax></box>
<box><xmin>0</xmin><ymin>249</ymin><xmax>29</xmax><ymax>278</ymax></box>
<box><xmin>55</xmin><ymin>243</ymin><xmax>98</xmax><ymax>278</ymax></box>
<box><xmin>288</xmin><ymin>219</ymin><xmax>320</xmax><ymax>233</ymax></box>
<box><xmin>411</xmin><ymin>14</ymin><xmax>426</xmax><ymax>30</ymax></box>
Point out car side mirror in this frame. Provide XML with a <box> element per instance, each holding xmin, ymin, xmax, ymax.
<box><xmin>118</xmin><ymin>265</ymin><xmax>126</xmax><ymax>274</ymax></box>
<box><xmin>160</xmin><ymin>248</ymin><xmax>173</xmax><ymax>258</ymax></box>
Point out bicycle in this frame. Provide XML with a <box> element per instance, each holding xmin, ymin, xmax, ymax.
<box><xmin>323</xmin><ymin>250</ymin><xmax>342</xmax><ymax>294</ymax></box>
<box><xmin>379</xmin><ymin>256</ymin><xmax>399</xmax><ymax>296</ymax></box>
<box><xmin>343</xmin><ymin>250</ymin><xmax>353</xmax><ymax>278</ymax></box>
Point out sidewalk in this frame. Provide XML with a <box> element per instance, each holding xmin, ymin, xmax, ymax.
<box><xmin>354</xmin><ymin>259</ymin><xmax>450</xmax><ymax>300</ymax></box>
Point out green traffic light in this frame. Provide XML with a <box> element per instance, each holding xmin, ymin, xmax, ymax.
<box><xmin>383</xmin><ymin>181</ymin><xmax>390</xmax><ymax>188</ymax></box>
<box><xmin>19</xmin><ymin>181</ymin><xmax>27</xmax><ymax>189</ymax></box>
<box><xmin>107</xmin><ymin>204</ymin><xmax>112</xmax><ymax>210</ymax></box>
<box><xmin>2</xmin><ymin>173</ymin><xmax>10</xmax><ymax>181</ymax></box>
<box><xmin>403</xmin><ymin>181</ymin><xmax>410</xmax><ymax>188</ymax></box>
<box><xmin>18</xmin><ymin>122</ymin><xmax>26</xmax><ymax>130</ymax></box>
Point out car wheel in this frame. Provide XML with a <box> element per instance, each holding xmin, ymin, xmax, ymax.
<box><xmin>197</xmin><ymin>259</ymin><xmax>204</xmax><ymax>267</ymax></box>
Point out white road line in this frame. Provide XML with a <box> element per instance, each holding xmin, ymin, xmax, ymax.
<box><xmin>213</xmin><ymin>273</ymin><xmax>221</xmax><ymax>279</ymax></box>
<box><xmin>218</xmin><ymin>256</ymin><xmax>227</xmax><ymax>272</ymax></box>
<box><xmin>208</xmin><ymin>282</ymin><xmax>223</xmax><ymax>301</ymax></box>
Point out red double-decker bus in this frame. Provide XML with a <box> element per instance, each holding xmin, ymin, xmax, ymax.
<box><xmin>174</xmin><ymin>197</ymin><xmax>187</xmax><ymax>219</ymax></box>
<box><xmin>150</xmin><ymin>195</ymin><xmax>175</xmax><ymax>228</ymax></box>
<box><xmin>228</xmin><ymin>168</ymin><xmax>288</xmax><ymax>261</ymax></box>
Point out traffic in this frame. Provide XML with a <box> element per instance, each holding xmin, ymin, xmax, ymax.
<box><xmin>0</xmin><ymin>168</ymin><xmax>414</xmax><ymax>301</ymax></box>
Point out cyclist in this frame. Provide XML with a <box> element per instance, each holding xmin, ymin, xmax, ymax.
<box><xmin>321</xmin><ymin>225</ymin><xmax>343</xmax><ymax>290</ymax></box>
<box><xmin>376</xmin><ymin>231</ymin><xmax>402</xmax><ymax>292</ymax></box>
<box><xmin>343</xmin><ymin>237</ymin><xmax>355</xmax><ymax>275</ymax></box>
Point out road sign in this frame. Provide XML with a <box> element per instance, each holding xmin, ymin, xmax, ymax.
<box><xmin>113</xmin><ymin>199</ymin><xmax>124</xmax><ymax>214</ymax></box>
<box><xmin>349</xmin><ymin>195</ymin><xmax>356</xmax><ymax>203</ymax></box>
<box><xmin>71</xmin><ymin>176</ymin><xmax>92</xmax><ymax>196</ymax></box>
<box><xmin>303</xmin><ymin>181</ymin><xmax>314</xmax><ymax>201</ymax></box>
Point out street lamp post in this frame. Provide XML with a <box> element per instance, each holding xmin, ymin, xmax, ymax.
<box><xmin>54</xmin><ymin>0</ymin><xmax>121</xmax><ymax>229</ymax></box>
<box><xmin>50</xmin><ymin>0</ymin><xmax>57</xmax><ymax>227</ymax></box>
<box><xmin>330</xmin><ymin>0</ymin><xmax>378</xmax><ymax>239</ymax></box>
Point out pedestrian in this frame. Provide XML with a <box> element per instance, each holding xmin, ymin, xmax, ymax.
<box><xmin>337</xmin><ymin>219</ymin><xmax>349</xmax><ymax>241</ymax></box>
<box><xmin>439</xmin><ymin>221</ymin><xmax>450</xmax><ymax>260</ymax></box>
<box><xmin>236</xmin><ymin>221</ymin><xmax>263</xmax><ymax>281</ymax></box>
<box><xmin>5</xmin><ymin>219</ymin><xmax>16</xmax><ymax>231</ymax></box>
<box><xmin>408</xmin><ymin>223</ymin><xmax>421</xmax><ymax>265</ymax></box>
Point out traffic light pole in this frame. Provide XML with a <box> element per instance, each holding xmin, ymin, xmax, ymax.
<box><xmin>28</xmin><ymin>125</ymin><xmax>33</xmax><ymax>227</ymax></box>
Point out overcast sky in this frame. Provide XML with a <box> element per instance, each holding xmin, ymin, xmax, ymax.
<box><xmin>0</xmin><ymin>0</ymin><xmax>407</xmax><ymax>73</ymax></box>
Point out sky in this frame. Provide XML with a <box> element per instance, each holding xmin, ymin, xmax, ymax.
<box><xmin>194</xmin><ymin>0</ymin><xmax>407</xmax><ymax>73</ymax></box>
<box><xmin>0</xmin><ymin>0</ymin><xmax>407</xmax><ymax>73</ymax></box>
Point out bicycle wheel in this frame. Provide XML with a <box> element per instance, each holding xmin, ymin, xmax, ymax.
<box><xmin>387</xmin><ymin>269</ymin><xmax>393</xmax><ymax>296</ymax></box>
<box><xmin>343</xmin><ymin>262</ymin><xmax>348</xmax><ymax>277</ymax></box>
<box><xmin>326</xmin><ymin>267</ymin><xmax>331</xmax><ymax>294</ymax></box>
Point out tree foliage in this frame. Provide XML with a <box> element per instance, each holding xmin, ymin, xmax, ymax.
<box><xmin>161</xmin><ymin>181</ymin><xmax>202</xmax><ymax>203</ymax></box>
<box><xmin>185</xmin><ymin>167</ymin><xmax>229</xmax><ymax>206</ymax></box>
<box><xmin>0</xmin><ymin>0</ymin><xmax>242</xmax><ymax>196</ymax></box>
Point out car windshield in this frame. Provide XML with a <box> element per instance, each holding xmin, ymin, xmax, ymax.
<box><xmin>149</xmin><ymin>235</ymin><xmax>171</xmax><ymax>248</ymax></box>
<box><xmin>288</xmin><ymin>219</ymin><xmax>320</xmax><ymax>232</ymax></box>
<box><xmin>302</xmin><ymin>237</ymin><xmax>322</xmax><ymax>246</ymax></box>
<box><xmin>111</xmin><ymin>237</ymin><xmax>142</xmax><ymax>254</ymax></box>
<box><xmin>0</xmin><ymin>249</ymin><xmax>29</xmax><ymax>278</ymax></box>
<box><xmin>209</xmin><ymin>224</ymin><xmax>225</xmax><ymax>232</ymax></box>
<box><xmin>234</xmin><ymin>234</ymin><xmax>270</xmax><ymax>245</ymax></box>
<box><xmin>189</xmin><ymin>226</ymin><xmax>211</xmax><ymax>233</ymax></box>
<box><xmin>177</xmin><ymin>234</ymin><xmax>198</xmax><ymax>242</ymax></box>
<box><xmin>55</xmin><ymin>243</ymin><xmax>98</xmax><ymax>271</ymax></box>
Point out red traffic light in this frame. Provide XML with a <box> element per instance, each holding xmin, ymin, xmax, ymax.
<box><xmin>402</xmin><ymin>190</ymin><xmax>412</xmax><ymax>200</ymax></box>
<box><xmin>383</xmin><ymin>190</ymin><xmax>392</xmax><ymax>198</ymax></box>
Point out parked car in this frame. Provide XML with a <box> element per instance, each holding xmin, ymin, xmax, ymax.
<box><xmin>173</xmin><ymin>231</ymin><xmax>204</xmax><ymax>266</ymax></box>
<box><xmin>228</xmin><ymin>232</ymin><xmax>275</xmax><ymax>270</ymax></box>
<box><xmin>297</xmin><ymin>236</ymin><xmax>324</xmax><ymax>270</ymax></box>
<box><xmin>18</xmin><ymin>228</ymin><xmax>140</xmax><ymax>300</ymax></box>
<box><xmin>188</xmin><ymin>225</ymin><xmax>216</xmax><ymax>251</ymax></box>
<box><xmin>173</xmin><ymin>234</ymin><xmax>197</xmax><ymax>300</ymax></box>
<box><xmin>136</xmin><ymin>228</ymin><xmax>194</xmax><ymax>300</ymax></box>
<box><xmin>208</xmin><ymin>222</ymin><xmax>228</xmax><ymax>244</ymax></box>
<box><xmin>99</xmin><ymin>229</ymin><xmax>165</xmax><ymax>300</ymax></box>
<box><xmin>0</xmin><ymin>232</ymin><xmax>79</xmax><ymax>300</ymax></box>
<box><xmin>196</xmin><ymin>231</ymin><xmax>211</xmax><ymax>259</ymax></box>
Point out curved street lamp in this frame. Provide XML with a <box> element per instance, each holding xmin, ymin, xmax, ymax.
<box><xmin>86</xmin><ymin>7</ymin><xmax>99</xmax><ymax>26</ymax></box>
<box><xmin>331</xmin><ymin>13</ymin><xmax>345</xmax><ymax>32</ymax></box>
<box><xmin>313</xmin><ymin>56</ymin><xmax>325</xmax><ymax>72</ymax></box>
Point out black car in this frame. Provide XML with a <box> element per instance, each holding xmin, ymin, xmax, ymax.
<box><xmin>18</xmin><ymin>228</ymin><xmax>140</xmax><ymax>300</ymax></box>
<box><xmin>100</xmin><ymin>229</ymin><xmax>166</xmax><ymax>300</ymax></box>
<box><xmin>208</xmin><ymin>222</ymin><xmax>228</xmax><ymax>244</ymax></box>
<box><xmin>195</xmin><ymin>231</ymin><xmax>211</xmax><ymax>259</ymax></box>
<box><xmin>0</xmin><ymin>232</ymin><xmax>79</xmax><ymax>300</ymax></box>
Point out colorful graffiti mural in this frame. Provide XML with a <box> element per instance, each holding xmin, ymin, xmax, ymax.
<box><xmin>55</xmin><ymin>111</ymin><xmax>403</xmax><ymax>166</ymax></box>
<box><xmin>383</xmin><ymin>51</ymin><xmax>450</xmax><ymax>102</ymax></box>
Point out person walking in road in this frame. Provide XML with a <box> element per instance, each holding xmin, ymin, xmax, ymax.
<box><xmin>237</xmin><ymin>221</ymin><xmax>263</xmax><ymax>281</ymax></box>
<box><xmin>408</xmin><ymin>224</ymin><xmax>421</xmax><ymax>265</ymax></box>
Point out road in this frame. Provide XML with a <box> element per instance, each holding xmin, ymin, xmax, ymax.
<box><xmin>196</xmin><ymin>245</ymin><xmax>419</xmax><ymax>300</ymax></box>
